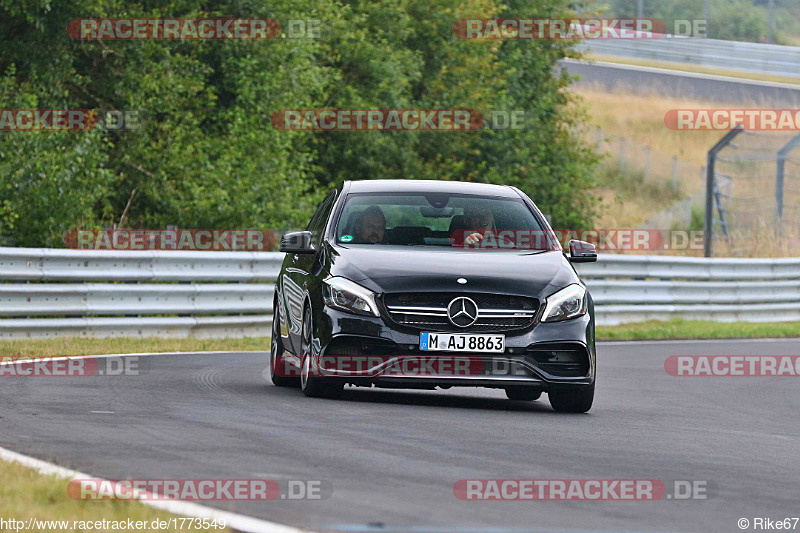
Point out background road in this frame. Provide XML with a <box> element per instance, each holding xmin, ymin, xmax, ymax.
<box><xmin>2</xmin><ymin>340</ymin><xmax>799</xmax><ymax>532</ymax></box>
<box><xmin>565</xmin><ymin>60</ymin><xmax>800</xmax><ymax>106</ymax></box>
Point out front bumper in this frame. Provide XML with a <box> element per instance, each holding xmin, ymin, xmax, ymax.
<box><xmin>314</xmin><ymin>305</ymin><xmax>596</xmax><ymax>390</ymax></box>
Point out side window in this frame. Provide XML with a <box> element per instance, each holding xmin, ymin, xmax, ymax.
<box><xmin>305</xmin><ymin>201</ymin><xmax>324</xmax><ymax>234</ymax></box>
<box><xmin>306</xmin><ymin>190</ymin><xmax>337</xmax><ymax>246</ymax></box>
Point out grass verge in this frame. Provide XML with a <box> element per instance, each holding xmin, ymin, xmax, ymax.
<box><xmin>592</xmin><ymin>160</ymin><xmax>685</xmax><ymax>229</ymax></box>
<box><xmin>597</xmin><ymin>319</ymin><xmax>800</xmax><ymax>340</ymax></box>
<box><xmin>0</xmin><ymin>459</ymin><xmax>231</xmax><ymax>532</ymax></box>
<box><xmin>0</xmin><ymin>336</ymin><xmax>267</xmax><ymax>357</ymax></box>
<box><xmin>574</xmin><ymin>88</ymin><xmax>723</xmax><ymax>166</ymax></box>
<box><xmin>2</xmin><ymin>325</ymin><xmax>798</xmax><ymax>357</ymax></box>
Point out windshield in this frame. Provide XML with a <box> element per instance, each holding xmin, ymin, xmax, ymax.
<box><xmin>334</xmin><ymin>192</ymin><xmax>559</xmax><ymax>251</ymax></box>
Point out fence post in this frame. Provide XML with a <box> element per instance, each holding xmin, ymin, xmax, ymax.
<box><xmin>704</xmin><ymin>126</ymin><xmax>744</xmax><ymax>257</ymax></box>
<box><xmin>672</xmin><ymin>156</ymin><xmax>678</xmax><ymax>188</ymax></box>
<box><xmin>619</xmin><ymin>138</ymin><xmax>626</xmax><ymax>174</ymax></box>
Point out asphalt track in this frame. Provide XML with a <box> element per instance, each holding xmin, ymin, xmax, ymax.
<box><xmin>564</xmin><ymin>60</ymin><xmax>800</xmax><ymax>106</ymax></box>
<box><xmin>2</xmin><ymin>339</ymin><xmax>800</xmax><ymax>532</ymax></box>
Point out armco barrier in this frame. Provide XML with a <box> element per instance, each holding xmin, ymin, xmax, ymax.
<box><xmin>580</xmin><ymin>36</ymin><xmax>800</xmax><ymax>79</ymax></box>
<box><xmin>574</xmin><ymin>255</ymin><xmax>800</xmax><ymax>325</ymax></box>
<box><xmin>1</xmin><ymin>248</ymin><xmax>799</xmax><ymax>337</ymax></box>
<box><xmin>0</xmin><ymin>248</ymin><xmax>282</xmax><ymax>339</ymax></box>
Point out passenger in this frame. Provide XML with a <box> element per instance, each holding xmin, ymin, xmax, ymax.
<box><xmin>461</xmin><ymin>206</ymin><xmax>494</xmax><ymax>246</ymax></box>
<box><xmin>354</xmin><ymin>206</ymin><xmax>386</xmax><ymax>244</ymax></box>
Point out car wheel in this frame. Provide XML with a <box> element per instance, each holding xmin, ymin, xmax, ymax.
<box><xmin>270</xmin><ymin>297</ymin><xmax>299</xmax><ymax>387</ymax></box>
<box><xmin>505</xmin><ymin>387</ymin><xmax>541</xmax><ymax>401</ymax></box>
<box><xmin>548</xmin><ymin>383</ymin><xmax>594</xmax><ymax>413</ymax></box>
<box><xmin>300</xmin><ymin>304</ymin><xmax>343</xmax><ymax>399</ymax></box>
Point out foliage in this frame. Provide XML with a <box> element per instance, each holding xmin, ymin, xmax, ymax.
<box><xmin>601</xmin><ymin>0</ymin><xmax>799</xmax><ymax>43</ymax></box>
<box><xmin>0</xmin><ymin>0</ymin><xmax>600</xmax><ymax>246</ymax></box>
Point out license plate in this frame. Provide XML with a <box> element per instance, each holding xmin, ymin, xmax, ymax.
<box><xmin>420</xmin><ymin>332</ymin><xmax>505</xmax><ymax>353</ymax></box>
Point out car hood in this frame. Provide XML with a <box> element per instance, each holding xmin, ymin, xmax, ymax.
<box><xmin>328</xmin><ymin>245</ymin><xmax>579</xmax><ymax>299</ymax></box>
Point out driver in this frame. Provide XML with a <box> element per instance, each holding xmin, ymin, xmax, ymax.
<box><xmin>354</xmin><ymin>206</ymin><xmax>386</xmax><ymax>244</ymax></box>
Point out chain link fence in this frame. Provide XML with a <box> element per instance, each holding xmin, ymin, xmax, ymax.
<box><xmin>591</xmin><ymin>127</ymin><xmax>800</xmax><ymax>257</ymax></box>
<box><xmin>709</xmin><ymin>130</ymin><xmax>800</xmax><ymax>256</ymax></box>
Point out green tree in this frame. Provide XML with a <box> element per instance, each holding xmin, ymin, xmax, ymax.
<box><xmin>0</xmin><ymin>0</ymin><xmax>335</xmax><ymax>246</ymax></box>
<box><xmin>1</xmin><ymin>0</ymin><xmax>600</xmax><ymax>246</ymax></box>
<box><xmin>310</xmin><ymin>0</ymin><xmax>599</xmax><ymax>227</ymax></box>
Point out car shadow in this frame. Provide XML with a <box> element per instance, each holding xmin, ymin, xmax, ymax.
<box><xmin>336</xmin><ymin>387</ymin><xmax>558</xmax><ymax>412</ymax></box>
<box><xmin>256</xmin><ymin>369</ymin><xmax>590</xmax><ymax>414</ymax></box>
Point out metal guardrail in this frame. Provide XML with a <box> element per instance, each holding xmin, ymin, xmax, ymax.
<box><xmin>0</xmin><ymin>247</ymin><xmax>282</xmax><ymax>281</ymax></box>
<box><xmin>580</xmin><ymin>36</ymin><xmax>800</xmax><ymax>78</ymax></box>
<box><xmin>575</xmin><ymin>255</ymin><xmax>800</xmax><ymax>281</ymax></box>
<box><xmin>575</xmin><ymin>255</ymin><xmax>800</xmax><ymax>325</ymax></box>
<box><xmin>0</xmin><ymin>248</ymin><xmax>283</xmax><ymax>339</ymax></box>
<box><xmin>1</xmin><ymin>248</ymin><xmax>799</xmax><ymax>337</ymax></box>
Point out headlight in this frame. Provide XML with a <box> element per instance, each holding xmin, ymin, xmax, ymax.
<box><xmin>323</xmin><ymin>277</ymin><xmax>380</xmax><ymax>317</ymax></box>
<box><xmin>541</xmin><ymin>284</ymin><xmax>587</xmax><ymax>322</ymax></box>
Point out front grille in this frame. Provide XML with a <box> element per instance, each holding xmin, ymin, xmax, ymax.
<box><xmin>383</xmin><ymin>292</ymin><xmax>538</xmax><ymax>332</ymax></box>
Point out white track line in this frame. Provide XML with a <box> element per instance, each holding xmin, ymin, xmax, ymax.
<box><xmin>0</xmin><ymin>446</ymin><xmax>308</xmax><ymax>533</ymax></box>
<box><xmin>1</xmin><ymin>349</ymin><xmax>307</xmax><ymax>533</ymax></box>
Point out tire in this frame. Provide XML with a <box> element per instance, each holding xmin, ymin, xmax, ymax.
<box><xmin>548</xmin><ymin>383</ymin><xmax>594</xmax><ymax>413</ymax></box>
<box><xmin>300</xmin><ymin>305</ymin><xmax>343</xmax><ymax>399</ymax></box>
<box><xmin>505</xmin><ymin>387</ymin><xmax>541</xmax><ymax>401</ymax></box>
<box><xmin>270</xmin><ymin>297</ymin><xmax>299</xmax><ymax>387</ymax></box>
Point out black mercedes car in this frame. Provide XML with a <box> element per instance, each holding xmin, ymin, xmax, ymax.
<box><xmin>270</xmin><ymin>179</ymin><xmax>598</xmax><ymax>412</ymax></box>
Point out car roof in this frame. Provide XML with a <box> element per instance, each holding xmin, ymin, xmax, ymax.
<box><xmin>345</xmin><ymin>179</ymin><xmax>520</xmax><ymax>198</ymax></box>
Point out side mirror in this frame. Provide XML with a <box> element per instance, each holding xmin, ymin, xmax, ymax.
<box><xmin>279</xmin><ymin>231</ymin><xmax>316</xmax><ymax>254</ymax></box>
<box><xmin>568</xmin><ymin>239</ymin><xmax>597</xmax><ymax>263</ymax></box>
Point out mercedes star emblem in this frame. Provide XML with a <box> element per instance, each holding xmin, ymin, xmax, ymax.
<box><xmin>447</xmin><ymin>296</ymin><xmax>479</xmax><ymax>328</ymax></box>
